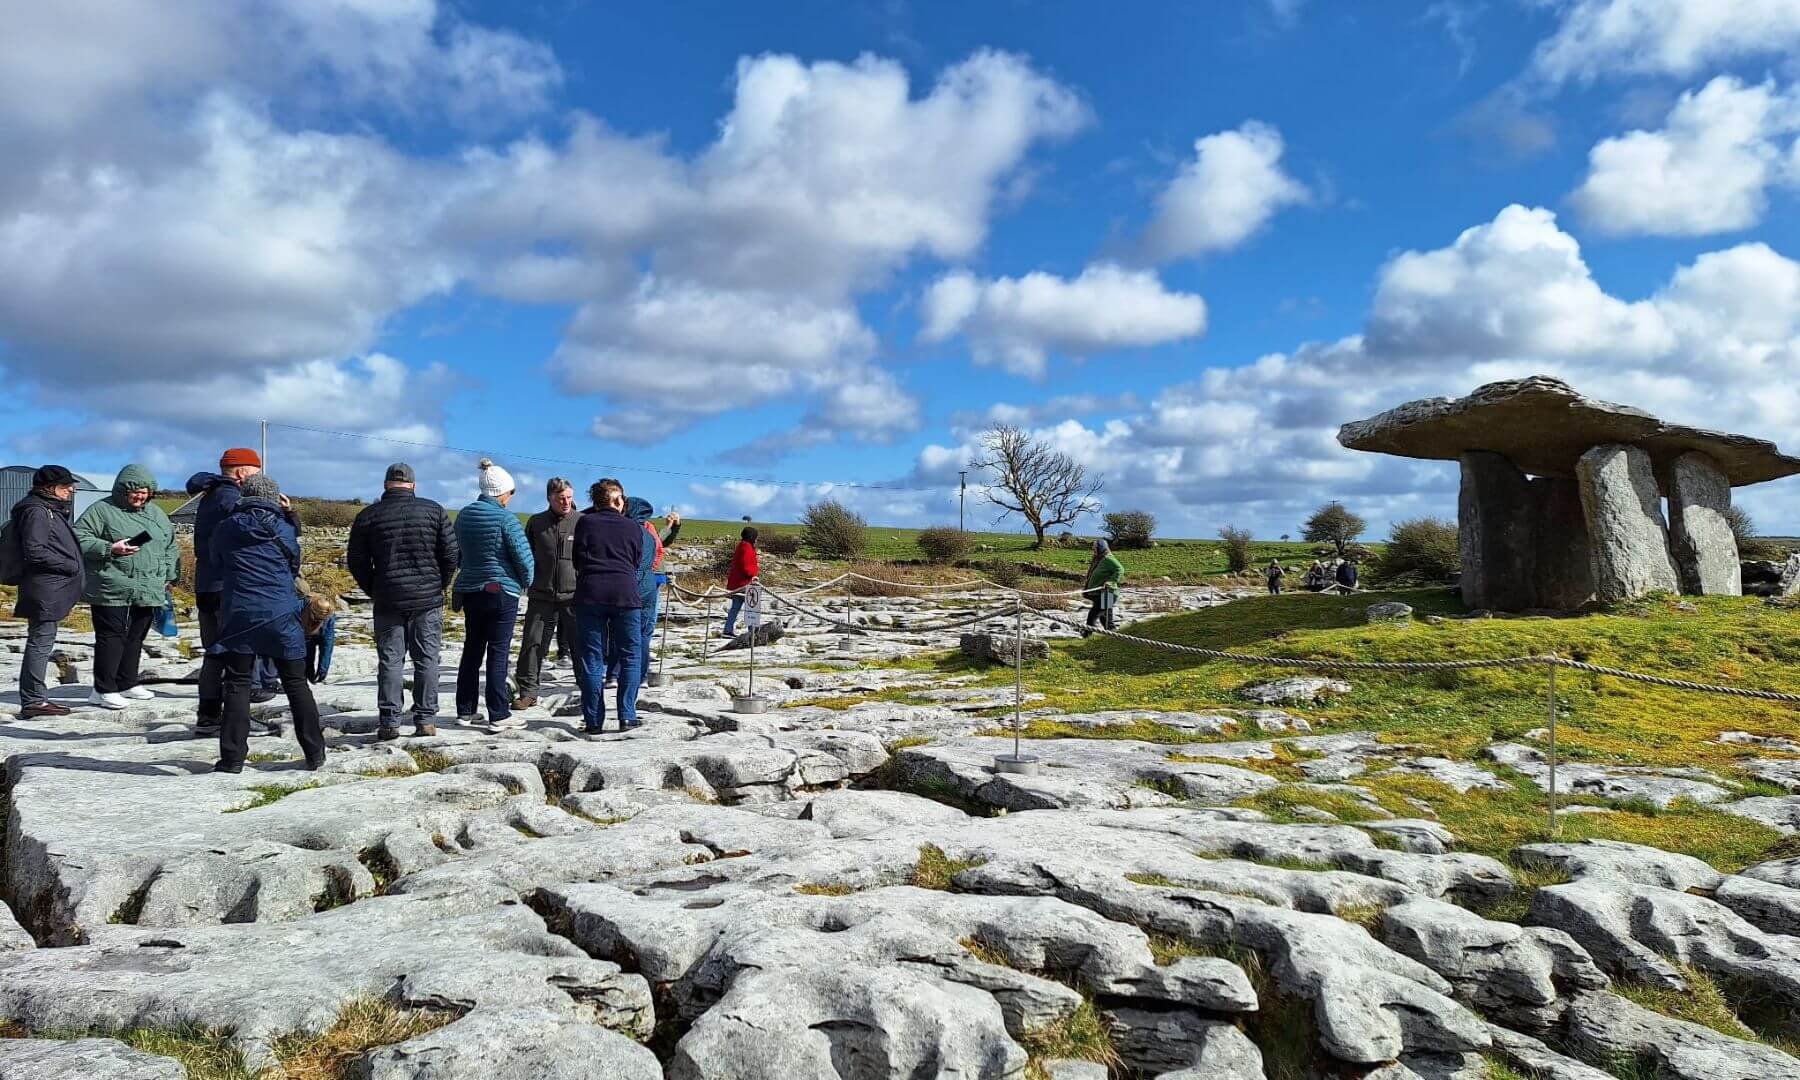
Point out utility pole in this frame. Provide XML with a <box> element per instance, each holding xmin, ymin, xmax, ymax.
<box><xmin>260</xmin><ymin>420</ymin><xmax>268</xmax><ymax>470</ymax></box>
<box><xmin>959</xmin><ymin>471</ymin><xmax>967</xmax><ymax>532</ymax></box>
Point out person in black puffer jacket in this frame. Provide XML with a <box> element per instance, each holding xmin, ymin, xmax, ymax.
<box><xmin>346</xmin><ymin>463</ymin><xmax>459</xmax><ymax>739</ymax></box>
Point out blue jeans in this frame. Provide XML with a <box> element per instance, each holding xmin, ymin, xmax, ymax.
<box><xmin>608</xmin><ymin>591</ymin><xmax>659</xmax><ymax>685</ymax></box>
<box><xmin>722</xmin><ymin>594</ymin><xmax>745</xmax><ymax>636</ymax></box>
<box><xmin>577</xmin><ymin>603</ymin><xmax>641</xmax><ymax>731</ymax></box>
<box><xmin>456</xmin><ymin>589</ymin><xmax>519</xmax><ymax>722</ymax></box>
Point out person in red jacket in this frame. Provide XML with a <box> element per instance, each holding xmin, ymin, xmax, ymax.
<box><xmin>721</xmin><ymin>526</ymin><xmax>759</xmax><ymax>637</ymax></box>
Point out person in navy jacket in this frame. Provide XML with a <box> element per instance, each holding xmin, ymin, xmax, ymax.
<box><xmin>572</xmin><ymin>478</ymin><xmax>643</xmax><ymax>735</ymax></box>
<box><xmin>206</xmin><ymin>473</ymin><xmax>326</xmax><ymax>773</ymax></box>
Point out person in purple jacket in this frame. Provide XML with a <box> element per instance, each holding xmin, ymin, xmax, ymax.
<box><xmin>571</xmin><ymin>477</ymin><xmax>644</xmax><ymax>736</ymax></box>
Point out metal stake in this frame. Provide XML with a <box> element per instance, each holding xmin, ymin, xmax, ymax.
<box><xmin>701</xmin><ymin>594</ymin><xmax>714</xmax><ymax>663</ymax></box>
<box><xmin>650</xmin><ymin>580</ymin><xmax>673</xmax><ymax>686</ymax></box>
<box><xmin>1546</xmin><ymin>653</ymin><xmax>1559</xmax><ymax>837</ymax></box>
<box><xmin>746</xmin><ymin>586</ymin><xmax>756</xmax><ymax>699</ymax></box>
<box><xmin>1013</xmin><ymin>602</ymin><xmax>1023</xmax><ymax>759</ymax></box>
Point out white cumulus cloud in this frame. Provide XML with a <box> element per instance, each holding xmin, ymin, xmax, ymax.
<box><xmin>1140</xmin><ymin>121</ymin><xmax>1309</xmax><ymax>261</ymax></box>
<box><xmin>1571</xmin><ymin>76</ymin><xmax>1800</xmax><ymax>236</ymax></box>
<box><xmin>1531</xmin><ymin>0</ymin><xmax>1800</xmax><ymax>84</ymax></box>
<box><xmin>919</xmin><ymin>263</ymin><xmax>1207</xmax><ymax>378</ymax></box>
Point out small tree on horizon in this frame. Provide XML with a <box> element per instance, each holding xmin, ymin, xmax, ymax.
<box><xmin>969</xmin><ymin>424</ymin><xmax>1102</xmax><ymax>549</ymax></box>
<box><xmin>1302</xmin><ymin>501</ymin><xmax>1367</xmax><ymax>557</ymax></box>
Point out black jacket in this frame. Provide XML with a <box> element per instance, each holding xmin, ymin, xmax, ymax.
<box><xmin>11</xmin><ymin>491</ymin><xmax>84</xmax><ymax>622</ymax></box>
<box><xmin>346</xmin><ymin>489</ymin><xmax>459</xmax><ymax>614</ymax></box>
<box><xmin>525</xmin><ymin>508</ymin><xmax>579</xmax><ymax>602</ymax></box>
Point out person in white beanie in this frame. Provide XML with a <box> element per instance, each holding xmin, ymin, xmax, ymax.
<box><xmin>452</xmin><ymin>458</ymin><xmax>534</xmax><ymax>729</ymax></box>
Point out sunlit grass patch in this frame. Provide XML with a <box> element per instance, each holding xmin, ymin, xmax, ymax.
<box><xmin>911</xmin><ymin>844</ymin><xmax>986</xmax><ymax>890</ymax></box>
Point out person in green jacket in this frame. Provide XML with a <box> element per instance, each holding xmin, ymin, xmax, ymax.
<box><xmin>74</xmin><ymin>464</ymin><xmax>179</xmax><ymax>709</ymax></box>
<box><xmin>1083</xmin><ymin>539</ymin><xmax>1124</xmax><ymax>635</ymax></box>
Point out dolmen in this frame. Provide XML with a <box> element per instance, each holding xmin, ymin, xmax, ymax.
<box><xmin>1338</xmin><ymin>376</ymin><xmax>1800</xmax><ymax>610</ymax></box>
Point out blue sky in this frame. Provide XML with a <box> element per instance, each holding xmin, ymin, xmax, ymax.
<box><xmin>3</xmin><ymin>1</ymin><xmax>1800</xmax><ymax>538</ymax></box>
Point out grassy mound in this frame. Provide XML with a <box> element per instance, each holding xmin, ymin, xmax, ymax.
<box><xmin>896</xmin><ymin>589</ymin><xmax>1800</xmax><ymax>870</ymax></box>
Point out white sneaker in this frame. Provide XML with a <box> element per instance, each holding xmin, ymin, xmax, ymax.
<box><xmin>87</xmin><ymin>690</ymin><xmax>129</xmax><ymax>711</ymax></box>
<box><xmin>121</xmin><ymin>686</ymin><xmax>155</xmax><ymax>701</ymax></box>
<box><xmin>487</xmin><ymin>714</ymin><xmax>527</xmax><ymax>733</ymax></box>
<box><xmin>456</xmin><ymin>713</ymin><xmax>484</xmax><ymax>727</ymax></box>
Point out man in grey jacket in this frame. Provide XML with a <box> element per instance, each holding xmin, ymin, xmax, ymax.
<box><xmin>512</xmin><ymin>477</ymin><xmax>579</xmax><ymax>711</ymax></box>
<box><xmin>8</xmin><ymin>466</ymin><xmax>84</xmax><ymax>719</ymax></box>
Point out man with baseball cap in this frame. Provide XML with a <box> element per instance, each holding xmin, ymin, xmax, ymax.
<box><xmin>347</xmin><ymin>462</ymin><xmax>459</xmax><ymax>739</ymax></box>
<box><xmin>186</xmin><ymin>448</ymin><xmax>288</xmax><ymax>738</ymax></box>
<box><xmin>7</xmin><ymin>465</ymin><xmax>85</xmax><ymax>718</ymax></box>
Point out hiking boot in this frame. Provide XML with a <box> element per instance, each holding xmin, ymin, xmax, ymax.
<box><xmin>413</xmin><ymin>722</ymin><xmax>437</xmax><ymax>738</ymax></box>
<box><xmin>302</xmin><ymin>753</ymin><xmax>326</xmax><ymax>771</ymax></box>
<box><xmin>249</xmin><ymin>718</ymin><xmax>284</xmax><ymax>737</ymax></box>
<box><xmin>212</xmin><ymin>761</ymin><xmax>243</xmax><ymax>774</ymax></box>
<box><xmin>377</xmin><ymin>724</ymin><xmax>401</xmax><ymax>742</ymax></box>
<box><xmin>511</xmin><ymin>695</ymin><xmax>537</xmax><ymax>711</ymax></box>
<box><xmin>249</xmin><ymin>689</ymin><xmax>278</xmax><ymax>705</ymax></box>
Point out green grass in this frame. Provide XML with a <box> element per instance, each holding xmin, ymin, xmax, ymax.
<box><xmin>1017</xmin><ymin>1000</ymin><xmax>1121</xmax><ymax>1080</ymax></box>
<box><xmin>7</xmin><ymin>1024</ymin><xmax>250</xmax><ymax>1080</ymax></box>
<box><xmin>405</xmin><ymin>749</ymin><xmax>453</xmax><ymax>772</ymax></box>
<box><xmin>1615</xmin><ymin>963</ymin><xmax>1800</xmax><ymax>1057</ymax></box>
<box><xmin>222</xmin><ymin>782</ymin><xmax>318</xmax><ymax>813</ymax></box>
<box><xmin>794</xmin><ymin>883</ymin><xmax>856</xmax><ymax>896</ymax></box>
<box><xmin>911</xmin><ymin>844</ymin><xmax>986</xmax><ymax>890</ymax></box>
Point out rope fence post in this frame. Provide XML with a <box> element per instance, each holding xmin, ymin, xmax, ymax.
<box><xmin>993</xmin><ymin>599</ymin><xmax>1039</xmax><ymax>776</ymax></box>
<box><xmin>648</xmin><ymin>579</ymin><xmax>673</xmax><ymax>687</ymax></box>
<box><xmin>1546</xmin><ymin>652</ymin><xmax>1559</xmax><ymax>837</ymax></box>
<box><xmin>701</xmin><ymin>593</ymin><xmax>714</xmax><ymax>664</ymax></box>
<box><xmin>732</xmin><ymin>584</ymin><xmax>766</xmax><ymax>713</ymax></box>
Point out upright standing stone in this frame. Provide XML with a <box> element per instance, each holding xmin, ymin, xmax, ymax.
<box><xmin>1577</xmin><ymin>444</ymin><xmax>1680</xmax><ymax>602</ymax></box>
<box><xmin>1458</xmin><ymin>453</ymin><xmax>1595</xmax><ymax>610</ymax></box>
<box><xmin>1666</xmin><ymin>451</ymin><xmax>1741</xmax><ymax>596</ymax></box>
<box><xmin>1458</xmin><ymin>452</ymin><xmax>1537</xmax><ymax>611</ymax></box>
<box><xmin>1534</xmin><ymin>477</ymin><xmax>1597</xmax><ymax>609</ymax></box>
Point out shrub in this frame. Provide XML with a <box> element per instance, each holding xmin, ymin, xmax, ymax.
<box><xmin>801</xmin><ymin>499</ymin><xmax>867</xmax><ymax>559</ymax></box>
<box><xmin>1218</xmin><ymin>526</ymin><xmax>1253</xmax><ymax>572</ymax></box>
<box><xmin>1375</xmin><ymin>517</ymin><xmax>1459</xmax><ymax>583</ymax></box>
<box><xmin>1103</xmin><ymin>510</ymin><xmax>1156</xmax><ymax>550</ymax></box>
<box><xmin>292</xmin><ymin>499</ymin><xmax>363</xmax><ymax>528</ymax></box>
<box><xmin>760</xmin><ymin>533</ymin><xmax>803</xmax><ymax>557</ymax></box>
<box><xmin>985</xmin><ymin>561</ymin><xmax>1024</xmax><ymax>588</ymax></box>
<box><xmin>1724</xmin><ymin>505</ymin><xmax>1782</xmax><ymax>560</ymax></box>
<box><xmin>917</xmin><ymin>526</ymin><xmax>973</xmax><ymax>563</ymax></box>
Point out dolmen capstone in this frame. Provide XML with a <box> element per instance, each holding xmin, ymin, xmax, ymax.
<box><xmin>1338</xmin><ymin>376</ymin><xmax>1800</xmax><ymax>610</ymax></box>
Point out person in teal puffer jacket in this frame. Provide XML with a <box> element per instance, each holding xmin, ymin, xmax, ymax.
<box><xmin>452</xmin><ymin>458</ymin><xmax>534</xmax><ymax>728</ymax></box>
<box><xmin>73</xmin><ymin>464</ymin><xmax>179</xmax><ymax>709</ymax></box>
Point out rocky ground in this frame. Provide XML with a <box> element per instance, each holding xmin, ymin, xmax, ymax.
<box><xmin>1</xmin><ymin>579</ymin><xmax>1798</xmax><ymax>1080</ymax></box>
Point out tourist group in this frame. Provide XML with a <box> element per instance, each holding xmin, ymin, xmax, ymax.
<box><xmin>2</xmin><ymin>452</ymin><xmax>709</xmax><ymax>772</ymax></box>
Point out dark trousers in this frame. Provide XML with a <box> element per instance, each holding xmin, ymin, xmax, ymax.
<box><xmin>576</xmin><ymin>603</ymin><xmax>641</xmax><ymax>731</ymax></box>
<box><xmin>198</xmin><ymin>594</ymin><xmax>279</xmax><ymax>716</ymax></box>
<box><xmin>220</xmin><ymin>654</ymin><xmax>324</xmax><ymax>767</ymax></box>
<box><xmin>91</xmin><ymin>604</ymin><xmax>156</xmax><ymax>693</ymax></box>
<box><xmin>18</xmin><ymin>618</ymin><xmax>60</xmax><ymax>707</ymax></box>
<box><xmin>515</xmin><ymin>596</ymin><xmax>577</xmax><ymax>697</ymax></box>
<box><xmin>1268</xmin><ymin>579</ymin><xmax>1282</xmax><ymax>595</ymax></box>
<box><xmin>456</xmin><ymin>589</ymin><xmax>519</xmax><ymax>722</ymax></box>
<box><xmin>1085</xmin><ymin>599</ymin><xmax>1116</xmax><ymax>632</ymax></box>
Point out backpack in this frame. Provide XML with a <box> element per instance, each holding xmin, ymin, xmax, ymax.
<box><xmin>0</xmin><ymin>513</ymin><xmax>23</xmax><ymax>587</ymax></box>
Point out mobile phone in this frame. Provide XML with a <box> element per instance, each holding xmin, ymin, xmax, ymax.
<box><xmin>126</xmin><ymin>530</ymin><xmax>153</xmax><ymax>547</ymax></box>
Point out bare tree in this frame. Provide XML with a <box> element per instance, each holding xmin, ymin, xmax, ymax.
<box><xmin>969</xmin><ymin>424</ymin><xmax>1102</xmax><ymax>549</ymax></box>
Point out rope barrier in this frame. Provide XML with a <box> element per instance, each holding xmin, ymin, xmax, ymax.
<box><xmin>1544</xmin><ymin>657</ymin><xmax>1800</xmax><ymax>704</ymax></box>
<box><xmin>761</xmin><ymin>587</ymin><xmax>1025</xmax><ymax>635</ymax></box>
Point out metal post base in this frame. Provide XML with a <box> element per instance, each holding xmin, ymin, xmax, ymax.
<box><xmin>647</xmin><ymin>673</ymin><xmax>673</xmax><ymax>687</ymax></box>
<box><xmin>732</xmin><ymin>695</ymin><xmax>769</xmax><ymax>714</ymax></box>
<box><xmin>992</xmin><ymin>753</ymin><xmax>1041</xmax><ymax>776</ymax></box>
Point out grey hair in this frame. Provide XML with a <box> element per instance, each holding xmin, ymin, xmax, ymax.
<box><xmin>240</xmin><ymin>473</ymin><xmax>281</xmax><ymax>501</ymax></box>
<box><xmin>547</xmin><ymin>477</ymin><xmax>573</xmax><ymax>498</ymax></box>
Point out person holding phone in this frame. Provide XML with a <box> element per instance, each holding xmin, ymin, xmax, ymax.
<box><xmin>73</xmin><ymin>464</ymin><xmax>178</xmax><ymax>709</ymax></box>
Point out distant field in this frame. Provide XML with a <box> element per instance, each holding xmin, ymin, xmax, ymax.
<box><xmin>151</xmin><ymin>496</ymin><xmax>1353</xmax><ymax>585</ymax></box>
